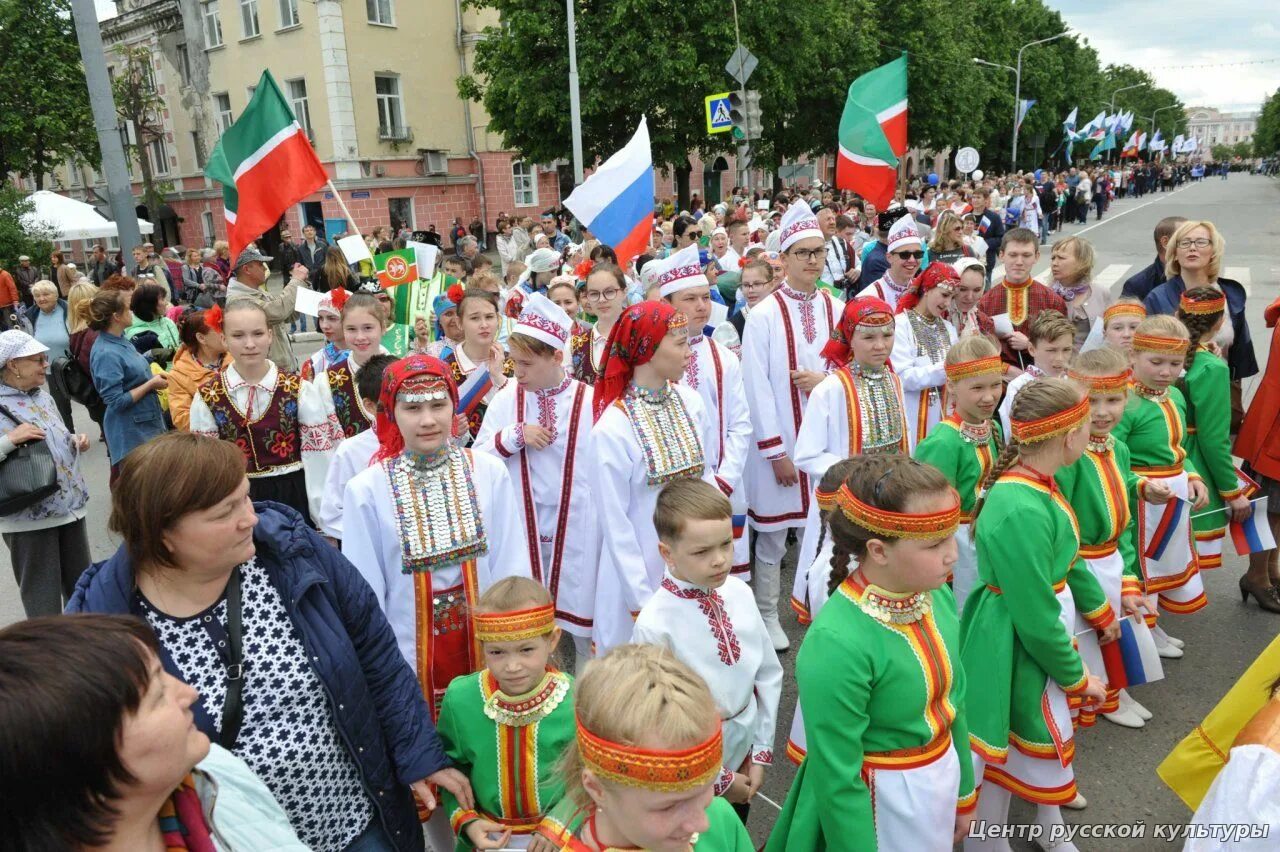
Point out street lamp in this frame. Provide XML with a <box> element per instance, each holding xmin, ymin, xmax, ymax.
<box><xmin>1012</xmin><ymin>31</ymin><xmax>1071</xmax><ymax>171</ymax></box>
<box><xmin>973</xmin><ymin>57</ymin><xmax>1016</xmax><ymax>75</ymax></box>
<box><xmin>1109</xmin><ymin>83</ymin><xmax>1143</xmax><ymax>115</ymax></box>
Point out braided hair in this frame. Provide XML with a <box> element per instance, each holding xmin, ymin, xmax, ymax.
<box><xmin>1175</xmin><ymin>286</ymin><xmax>1226</xmax><ymax>386</ymax></box>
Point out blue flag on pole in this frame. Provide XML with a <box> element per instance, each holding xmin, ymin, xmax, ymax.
<box><xmin>1016</xmin><ymin>99</ymin><xmax>1036</xmax><ymax>134</ymax></box>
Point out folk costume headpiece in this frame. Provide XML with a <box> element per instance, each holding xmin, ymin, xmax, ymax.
<box><xmin>372</xmin><ymin>355</ymin><xmax>459</xmax><ymax>463</ymax></box>
<box><xmin>1067</xmin><ymin>367</ymin><xmax>1131</xmax><ymax>394</ymax></box>
<box><xmin>836</xmin><ymin>479</ymin><xmax>961</xmax><ymax>540</ymax></box>
<box><xmin>945</xmin><ymin>355</ymin><xmax>1003</xmax><ymax>383</ymax></box>
<box><xmin>1131</xmin><ymin>333</ymin><xmax>1189</xmax><ymax>355</ymax></box>
<box><xmin>514</xmin><ymin>292</ymin><xmax>573</xmax><ymax>351</ymax></box>
<box><xmin>778</xmin><ymin>199</ymin><xmax>824</xmax><ymax>253</ymax></box>
<box><xmin>1010</xmin><ymin>395</ymin><xmax>1090</xmax><ymax>444</ymax></box>
<box><xmin>652</xmin><ymin>243</ymin><xmax>709</xmax><ymax>298</ymax></box>
<box><xmin>592</xmin><ymin>301</ymin><xmax>687</xmax><ymax>422</ymax></box>
<box><xmin>576</xmin><ymin>715</ymin><xmax>723</xmax><ymax>793</ymax></box>
<box><xmin>1103</xmin><ymin>301</ymin><xmax>1146</xmax><ymax>325</ymax></box>
<box><xmin>896</xmin><ymin>262</ymin><xmax>958</xmax><ymax>314</ymax></box>
<box><xmin>473</xmin><ymin>604</ymin><xmax>556</xmax><ymax>643</ymax></box>
<box><xmin>1179</xmin><ymin>290</ymin><xmax>1226</xmax><ymax>316</ymax></box>
<box><xmin>821</xmin><ymin>296</ymin><xmax>894</xmax><ymax>364</ymax></box>
<box><xmin>886</xmin><ymin>214</ymin><xmax>923</xmax><ymax>254</ymax></box>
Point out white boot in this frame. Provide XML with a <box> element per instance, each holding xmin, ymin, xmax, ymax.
<box><xmin>1152</xmin><ymin>625</ymin><xmax>1184</xmax><ymax>659</ymax></box>
<box><xmin>753</xmin><ymin>560</ymin><xmax>790</xmax><ymax>651</ymax></box>
<box><xmin>964</xmin><ymin>784</ymin><xmax>1014</xmax><ymax>852</ymax></box>
<box><xmin>1154</xmin><ymin>624</ymin><xmax>1185</xmax><ymax>649</ymax></box>
<box><xmin>1033</xmin><ymin>804</ymin><xmax>1080</xmax><ymax>851</ymax></box>
<box><xmin>1120</xmin><ymin>688</ymin><xmax>1153</xmax><ymax>720</ymax></box>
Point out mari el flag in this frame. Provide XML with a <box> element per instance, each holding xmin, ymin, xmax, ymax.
<box><xmin>205</xmin><ymin>71</ymin><xmax>329</xmax><ymax>262</ymax></box>
<box><xmin>835</xmin><ymin>54</ymin><xmax>907</xmax><ymax>210</ymax></box>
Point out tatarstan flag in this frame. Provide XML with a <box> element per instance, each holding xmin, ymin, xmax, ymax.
<box><xmin>374</xmin><ymin>248</ymin><xmax>418</xmax><ymax>288</ymax></box>
<box><xmin>204</xmin><ymin>70</ymin><xmax>329</xmax><ymax>261</ymax></box>
<box><xmin>835</xmin><ymin>54</ymin><xmax>907</xmax><ymax>210</ymax></box>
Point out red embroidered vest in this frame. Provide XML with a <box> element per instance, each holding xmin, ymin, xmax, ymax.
<box><xmin>198</xmin><ymin>371</ymin><xmax>303</xmax><ymax>475</ymax></box>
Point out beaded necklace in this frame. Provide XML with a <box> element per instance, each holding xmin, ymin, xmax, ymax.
<box><xmin>384</xmin><ymin>446</ymin><xmax>488</xmax><ymax>573</ymax></box>
<box><xmin>849</xmin><ymin>362</ymin><xmax>905</xmax><ymax>453</ymax></box>
<box><xmin>482</xmin><ymin>670</ymin><xmax>570</xmax><ymax>727</ymax></box>
<box><xmin>956</xmin><ymin>417</ymin><xmax>993</xmax><ymax>446</ymax></box>
<box><xmin>907</xmin><ymin>309</ymin><xmax>951</xmax><ymax>363</ymax></box>
<box><xmin>621</xmin><ymin>382</ymin><xmax>705</xmax><ymax>486</ymax></box>
<box><xmin>1131</xmin><ymin>381</ymin><xmax>1168</xmax><ymax>403</ymax></box>
<box><xmin>857</xmin><ymin>578</ymin><xmax>932</xmax><ymax>625</ymax></box>
<box><xmin>1087</xmin><ymin>433</ymin><xmax>1114</xmax><ymax>454</ymax></box>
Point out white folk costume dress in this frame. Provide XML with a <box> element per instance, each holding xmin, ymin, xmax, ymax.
<box><xmin>189</xmin><ymin>362</ymin><xmax>342</xmax><ymax>523</ymax></box>
<box><xmin>890</xmin><ymin>310</ymin><xmax>958</xmax><ymax>451</ymax></box>
<box><xmin>316</xmin><ymin>427</ymin><xmax>379</xmax><ymax>541</ymax></box>
<box><xmin>633</xmin><ymin>572</ymin><xmax>784</xmax><ymax>790</ymax></box>
<box><xmin>592</xmin><ymin>381</ymin><xmax>714</xmax><ymax>652</ymax></box>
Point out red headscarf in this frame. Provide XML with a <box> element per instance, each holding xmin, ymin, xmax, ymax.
<box><xmin>592</xmin><ymin>301</ymin><xmax>686</xmax><ymax>422</ymax></box>
<box><xmin>821</xmin><ymin>296</ymin><xmax>894</xmax><ymax>364</ymax></box>
<box><xmin>371</xmin><ymin>354</ymin><xmax>460</xmax><ymax>463</ymax></box>
<box><xmin>896</xmin><ymin>262</ymin><xmax>959</xmax><ymax>314</ymax></box>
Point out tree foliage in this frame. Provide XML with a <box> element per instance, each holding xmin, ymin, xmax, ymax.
<box><xmin>0</xmin><ymin>185</ymin><xmax>55</xmax><ymax>272</ymax></box>
<box><xmin>112</xmin><ymin>43</ymin><xmax>172</xmax><ymax>213</ymax></box>
<box><xmin>0</xmin><ymin>0</ymin><xmax>99</xmax><ymax>187</ymax></box>
<box><xmin>1101</xmin><ymin>64</ymin><xmax>1185</xmax><ymax>145</ymax></box>
<box><xmin>1255</xmin><ymin>88</ymin><xmax>1280</xmax><ymax>158</ymax></box>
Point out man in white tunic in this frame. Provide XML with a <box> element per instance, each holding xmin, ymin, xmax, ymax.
<box><xmin>855</xmin><ymin>214</ymin><xmax>923</xmax><ymax>313</ymax></box>
<box><xmin>654</xmin><ymin>244</ymin><xmax>754</xmax><ymax>577</ymax></box>
<box><xmin>741</xmin><ymin>199</ymin><xmax>844</xmax><ymax>650</ymax></box>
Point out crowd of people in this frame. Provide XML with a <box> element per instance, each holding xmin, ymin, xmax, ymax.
<box><xmin>2</xmin><ymin>166</ymin><xmax>1279</xmax><ymax>852</ymax></box>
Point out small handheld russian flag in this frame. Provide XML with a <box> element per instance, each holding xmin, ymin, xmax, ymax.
<box><xmin>1115</xmin><ymin>615</ymin><xmax>1165</xmax><ymax>687</ymax></box>
<box><xmin>1144</xmin><ymin>496</ymin><xmax>1187</xmax><ymax>561</ymax></box>
<box><xmin>1229</xmin><ymin>497</ymin><xmax>1277</xmax><ymax>556</ymax></box>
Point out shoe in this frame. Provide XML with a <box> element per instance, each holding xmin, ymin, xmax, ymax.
<box><xmin>752</xmin><ymin>561</ymin><xmax>790</xmax><ymax>652</ymax></box>
<box><xmin>1119</xmin><ymin>689</ymin><xmax>1153</xmax><ymax>721</ymax></box>
<box><xmin>1062</xmin><ymin>792</ymin><xmax>1087</xmax><ymax>810</ymax></box>
<box><xmin>1152</xmin><ymin>624</ymin><xmax>1184</xmax><ymax>650</ymax></box>
<box><xmin>1154</xmin><ymin>635</ymin><xmax>1184</xmax><ymax>659</ymax></box>
<box><xmin>1102</xmin><ymin>706</ymin><xmax>1145</xmax><ymax>728</ymax></box>
<box><xmin>1239</xmin><ymin>575</ymin><xmax>1280</xmax><ymax>613</ymax></box>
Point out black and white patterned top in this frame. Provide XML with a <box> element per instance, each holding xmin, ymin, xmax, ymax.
<box><xmin>139</xmin><ymin>558</ymin><xmax>373</xmax><ymax>850</ymax></box>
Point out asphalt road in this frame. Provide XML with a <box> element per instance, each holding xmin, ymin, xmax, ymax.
<box><xmin>1</xmin><ymin>174</ymin><xmax>1276</xmax><ymax>851</ymax></box>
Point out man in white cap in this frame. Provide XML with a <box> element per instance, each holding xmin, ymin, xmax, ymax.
<box><xmin>474</xmin><ymin>292</ymin><xmax>597</xmax><ymax>672</ymax></box>
<box><xmin>741</xmin><ymin>199</ymin><xmax>844</xmax><ymax>650</ymax></box>
<box><xmin>855</xmin><ymin>213</ymin><xmax>923</xmax><ymax>312</ymax></box>
<box><xmin>505</xmin><ymin>246</ymin><xmax>562</xmax><ymax>318</ymax></box>
<box><xmin>226</xmin><ymin>246</ymin><xmax>312</xmax><ymax>371</ymax></box>
<box><xmin>656</xmin><ymin>244</ymin><xmax>753</xmax><ymax>580</ymax></box>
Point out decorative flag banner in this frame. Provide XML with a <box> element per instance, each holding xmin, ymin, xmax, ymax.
<box><xmin>1150</xmin><ymin>130</ymin><xmax>1166</xmax><ymax>152</ymax></box>
<box><xmin>563</xmin><ymin>116</ymin><xmax>654</xmax><ymax>273</ymax></box>
<box><xmin>1062</xmin><ymin>106</ymin><xmax>1078</xmax><ymax>132</ymax></box>
<box><xmin>1137</xmin><ymin>131</ymin><xmax>1148</xmax><ymax>151</ymax></box>
<box><xmin>1229</xmin><ymin>498</ymin><xmax>1276</xmax><ymax>556</ymax></box>
<box><xmin>1016</xmin><ymin>99</ymin><xmax>1036</xmax><ymax>134</ymax></box>
<box><xmin>1116</xmin><ymin>615</ymin><xmax>1165</xmax><ymax>686</ymax></box>
<box><xmin>1144</xmin><ymin>495</ymin><xmax>1187</xmax><ymax>560</ymax></box>
<box><xmin>835</xmin><ymin>54</ymin><xmax>908</xmax><ymax>211</ymax></box>
<box><xmin>1090</xmin><ymin>130</ymin><xmax>1117</xmax><ymax>161</ymax></box>
<box><xmin>1121</xmin><ymin>131</ymin><xmax>1140</xmax><ymax>158</ymax></box>
<box><xmin>374</xmin><ymin>248</ymin><xmax>418</xmax><ymax>289</ymax></box>
<box><xmin>204</xmin><ymin>70</ymin><xmax>329</xmax><ymax>262</ymax></box>
<box><xmin>1081</xmin><ymin>111</ymin><xmax>1106</xmax><ymax>140</ymax></box>
<box><xmin>1172</xmin><ymin>134</ymin><xmax>1186</xmax><ymax>153</ymax></box>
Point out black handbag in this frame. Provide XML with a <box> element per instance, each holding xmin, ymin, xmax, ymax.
<box><xmin>0</xmin><ymin>401</ymin><xmax>60</xmax><ymax>515</ymax></box>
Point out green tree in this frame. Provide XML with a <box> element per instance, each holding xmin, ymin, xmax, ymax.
<box><xmin>0</xmin><ymin>0</ymin><xmax>99</xmax><ymax>186</ymax></box>
<box><xmin>1255</xmin><ymin>88</ymin><xmax>1280</xmax><ymax>158</ymax></box>
<box><xmin>1099</xmin><ymin>64</ymin><xmax>1185</xmax><ymax>149</ymax></box>
<box><xmin>112</xmin><ymin>43</ymin><xmax>172</xmax><ymax>214</ymax></box>
<box><xmin>0</xmin><ymin>185</ymin><xmax>55</xmax><ymax>271</ymax></box>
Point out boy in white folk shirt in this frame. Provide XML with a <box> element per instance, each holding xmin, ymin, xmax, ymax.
<box><xmin>633</xmin><ymin>478</ymin><xmax>783</xmax><ymax>824</ymax></box>
<box><xmin>657</xmin><ymin>243</ymin><xmax>754</xmax><ymax>579</ymax></box>
<box><xmin>741</xmin><ymin>199</ymin><xmax>845</xmax><ymax>650</ymax></box>
<box><xmin>473</xmin><ymin>293</ymin><xmax>598</xmax><ymax>673</ymax></box>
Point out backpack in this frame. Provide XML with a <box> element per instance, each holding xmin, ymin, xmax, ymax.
<box><xmin>53</xmin><ymin>332</ymin><xmax>105</xmax><ymax>416</ymax></box>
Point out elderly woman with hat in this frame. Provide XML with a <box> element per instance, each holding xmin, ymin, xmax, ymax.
<box><xmin>0</xmin><ymin>328</ymin><xmax>92</xmax><ymax>616</ymax></box>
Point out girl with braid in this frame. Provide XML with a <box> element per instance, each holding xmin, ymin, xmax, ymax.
<box><xmin>1176</xmin><ymin>288</ymin><xmax>1254</xmax><ymax>579</ymax></box>
<box><xmin>768</xmin><ymin>454</ymin><xmax>977</xmax><ymax>851</ymax></box>
<box><xmin>962</xmin><ymin>378</ymin><xmax>1113</xmax><ymax>852</ymax></box>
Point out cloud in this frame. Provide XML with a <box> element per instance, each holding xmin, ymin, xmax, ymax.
<box><xmin>1049</xmin><ymin>0</ymin><xmax>1276</xmax><ymax>111</ymax></box>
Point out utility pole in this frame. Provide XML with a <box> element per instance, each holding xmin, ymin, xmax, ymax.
<box><xmin>1012</xmin><ymin>31</ymin><xmax>1071</xmax><ymax>172</ymax></box>
<box><xmin>566</xmin><ymin>0</ymin><xmax>584</xmax><ymax>185</ymax></box>
<box><xmin>69</xmin><ymin>0</ymin><xmax>142</xmax><ymax>254</ymax></box>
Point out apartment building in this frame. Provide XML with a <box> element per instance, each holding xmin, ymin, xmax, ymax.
<box><xmin>1185</xmin><ymin>106</ymin><xmax>1259</xmax><ymax>150</ymax></box>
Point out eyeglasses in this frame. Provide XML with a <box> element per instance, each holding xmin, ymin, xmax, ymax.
<box><xmin>585</xmin><ymin>288</ymin><xmax>622</xmax><ymax>303</ymax></box>
<box><xmin>892</xmin><ymin>251</ymin><xmax>925</xmax><ymax>260</ymax></box>
<box><xmin>788</xmin><ymin>248</ymin><xmax>826</xmax><ymax>263</ymax></box>
<box><xmin>1176</xmin><ymin>238</ymin><xmax>1211</xmax><ymax>249</ymax></box>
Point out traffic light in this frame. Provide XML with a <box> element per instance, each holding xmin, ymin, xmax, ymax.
<box><xmin>728</xmin><ymin>91</ymin><xmax>747</xmax><ymax>141</ymax></box>
<box><xmin>745</xmin><ymin>90</ymin><xmax>762</xmax><ymax>138</ymax></box>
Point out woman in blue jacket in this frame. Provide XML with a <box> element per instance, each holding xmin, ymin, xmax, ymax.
<box><xmin>67</xmin><ymin>432</ymin><xmax>474</xmax><ymax>852</ymax></box>
<box><xmin>79</xmin><ymin>287</ymin><xmax>167</xmax><ymax>475</ymax></box>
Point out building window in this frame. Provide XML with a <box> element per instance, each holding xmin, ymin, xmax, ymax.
<box><xmin>375</xmin><ymin>74</ymin><xmax>403</xmax><ymax>137</ymax></box>
<box><xmin>202</xmin><ymin>211</ymin><xmax>216</xmax><ymax>247</ymax></box>
<box><xmin>512</xmin><ymin>160</ymin><xmax>537</xmax><ymax>207</ymax></box>
<box><xmin>246</xmin><ymin>85</ymin><xmax>256</xmax><ymax>102</ymax></box>
<box><xmin>191</xmin><ymin>130</ymin><xmax>205</xmax><ymax>170</ymax></box>
<box><xmin>202</xmin><ymin>0</ymin><xmax>223</xmax><ymax>47</ymax></box>
<box><xmin>148</xmin><ymin>137</ymin><xmax>170</xmax><ymax>176</ymax></box>
<box><xmin>58</xmin><ymin>239</ymin><xmax>75</xmax><ymax>254</ymax></box>
<box><xmin>214</xmin><ymin>92</ymin><xmax>233</xmax><ymax>134</ymax></box>
<box><xmin>108</xmin><ymin>234</ymin><xmax>121</xmax><ymax>251</ymax></box>
<box><xmin>287</xmin><ymin>78</ymin><xmax>311</xmax><ymax>138</ymax></box>
<box><xmin>176</xmin><ymin>43</ymin><xmax>191</xmax><ymax>85</ymax></box>
<box><xmin>240</xmin><ymin>0</ymin><xmax>260</xmax><ymax>38</ymax></box>
<box><xmin>366</xmin><ymin>0</ymin><xmax>394</xmax><ymax>25</ymax></box>
<box><xmin>388</xmin><ymin>197</ymin><xmax>414</xmax><ymax>231</ymax></box>
<box><xmin>66</xmin><ymin>159</ymin><xmax>81</xmax><ymax>187</ymax></box>
<box><xmin>278</xmin><ymin>0</ymin><xmax>298</xmax><ymax>27</ymax></box>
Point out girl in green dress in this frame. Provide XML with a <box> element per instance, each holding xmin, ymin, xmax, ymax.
<box><xmin>768</xmin><ymin>454</ymin><xmax>976</xmax><ymax>851</ymax></box>
<box><xmin>961</xmin><ymin>378</ymin><xmax>1111</xmax><ymax>852</ymax></box>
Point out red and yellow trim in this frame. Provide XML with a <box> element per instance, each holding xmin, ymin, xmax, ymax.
<box><xmin>497</xmin><ymin>723</ymin><xmax>540</xmax><ymax>818</ymax></box>
<box><xmin>1068</xmin><ymin>367</ymin><xmax>1131</xmax><ymax>393</ymax></box>
<box><xmin>862</xmin><ymin>731</ymin><xmax>953</xmax><ymax>770</ymax></box>
<box><xmin>1086</xmin><ymin>448</ymin><xmax>1131</xmax><ymax>545</ymax></box>
<box><xmin>473</xmin><ymin>604</ymin><xmax>557</xmax><ymax>643</ymax></box>
<box><xmin>983</xmin><ymin>765</ymin><xmax>1078</xmax><ymax>806</ymax></box>
<box><xmin>970</xmin><ymin>733</ymin><xmax>1008</xmax><ymax>766</ymax></box>
<box><xmin>957</xmin><ymin>788</ymin><xmax>979</xmax><ymax>815</ymax></box>
<box><xmin>1104</xmin><ymin>301</ymin><xmax>1146</xmax><ymax>324</ymax></box>
<box><xmin>1121</xmin><ymin>576</ymin><xmax>1144</xmax><ymax>597</ymax></box>
<box><xmin>1080</xmin><ymin>600</ymin><xmax>1117</xmax><ymax>630</ymax></box>
<box><xmin>945</xmin><ymin>355</ymin><xmax>1004</xmax><ymax>382</ymax></box>
<box><xmin>1132</xmin><ymin>332</ymin><xmax>1189</xmax><ymax>354</ymax></box>
<box><xmin>837</xmin><ymin>482</ymin><xmax>961</xmax><ymax>539</ymax></box>
<box><xmin>1010</xmin><ymin>396</ymin><xmax>1090</xmax><ymax>444</ymax></box>
<box><xmin>1159</xmin><ymin>591</ymin><xmax>1208</xmax><ymax>614</ymax></box>
<box><xmin>577</xmin><ymin>716</ymin><xmax>722</xmax><ymax>793</ymax></box>
<box><xmin>1004</xmin><ymin>279</ymin><xmax>1032</xmax><ymax>326</ymax></box>
<box><xmin>785</xmin><ymin>738</ymin><xmax>807</xmax><ymax>766</ymax></box>
<box><xmin>1179</xmin><ymin>290</ymin><xmax>1226</xmax><ymax>315</ymax></box>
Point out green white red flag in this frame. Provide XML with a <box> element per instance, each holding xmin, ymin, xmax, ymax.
<box><xmin>204</xmin><ymin>70</ymin><xmax>329</xmax><ymax>261</ymax></box>
<box><xmin>835</xmin><ymin>55</ymin><xmax>907</xmax><ymax>210</ymax></box>
<box><xmin>374</xmin><ymin>248</ymin><xmax>419</xmax><ymax>288</ymax></box>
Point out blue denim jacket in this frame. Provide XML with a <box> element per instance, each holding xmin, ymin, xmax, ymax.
<box><xmin>89</xmin><ymin>330</ymin><xmax>166</xmax><ymax>461</ymax></box>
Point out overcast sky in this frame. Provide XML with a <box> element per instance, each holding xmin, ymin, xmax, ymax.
<box><xmin>1049</xmin><ymin>0</ymin><xmax>1275</xmax><ymax>112</ymax></box>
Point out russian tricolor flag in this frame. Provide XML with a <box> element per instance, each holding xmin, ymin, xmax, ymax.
<box><xmin>1144</xmin><ymin>496</ymin><xmax>1187</xmax><ymax>561</ymax></box>
<box><xmin>1104</xmin><ymin>616</ymin><xmax>1165</xmax><ymax>687</ymax></box>
<box><xmin>564</xmin><ymin>116</ymin><xmax>654</xmax><ymax>272</ymax></box>
<box><xmin>1230</xmin><ymin>498</ymin><xmax>1277</xmax><ymax>555</ymax></box>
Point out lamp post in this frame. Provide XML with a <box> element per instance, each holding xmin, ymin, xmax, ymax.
<box><xmin>1012</xmin><ymin>31</ymin><xmax>1071</xmax><ymax>172</ymax></box>
<box><xmin>566</xmin><ymin>0</ymin><xmax>584</xmax><ymax>185</ymax></box>
<box><xmin>1105</xmin><ymin>84</ymin><xmax>1143</xmax><ymax>164</ymax></box>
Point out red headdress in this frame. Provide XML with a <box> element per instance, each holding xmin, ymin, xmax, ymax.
<box><xmin>329</xmin><ymin>286</ymin><xmax>350</xmax><ymax>312</ymax></box>
<box><xmin>573</xmin><ymin>258</ymin><xmax>595</xmax><ymax>281</ymax></box>
<box><xmin>592</xmin><ymin>301</ymin><xmax>687</xmax><ymax>422</ymax></box>
<box><xmin>371</xmin><ymin>355</ymin><xmax>460</xmax><ymax>463</ymax></box>
<box><xmin>821</xmin><ymin>296</ymin><xmax>894</xmax><ymax>364</ymax></box>
<box><xmin>203</xmin><ymin>303</ymin><xmax>224</xmax><ymax>334</ymax></box>
<box><xmin>896</xmin><ymin>262</ymin><xmax>959</xmax><ymax>314</ymax></box>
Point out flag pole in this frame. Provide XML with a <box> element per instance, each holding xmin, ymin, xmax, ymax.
<box><xmin>325</xmin><ymin>179</ymin><xmax>361</xmax><ymax>237</ymax></box>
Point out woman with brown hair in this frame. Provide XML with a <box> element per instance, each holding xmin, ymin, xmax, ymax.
<box><xmin>167</xmin><ymin>306</ymin><xmax>230</xmax><ymax>431</ymax></box>
<box><xmin>66</xmin><ymin>432</ymin><xmax>472</xmax><ymax>852</ymax></box>
<box><xmin>313</xmin><ymin>245</ymin><xmax>359</xmax><ymax>293</ymax></box>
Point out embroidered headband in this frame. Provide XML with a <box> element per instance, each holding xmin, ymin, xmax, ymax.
<box><xmin>836</xmin><ymin>483</ymin><xmax>961</xmax><ymax>540</ymax></box>
<box><xmin>945</xmin><ymin>355</ymin><xmax>1003</xmax><ymax>382</ymax></box>
<box><xmin>1067</xmin><ymin>368</ymin><xmax>1131</xmax><ymax>393</ymax></box>
<box><xmin>1179</xmin><ymin>291</ymin><xmax>1226</xmax><ymax>315</ymax></box>
<box><xmin>577</xmin><ymin>716</ymin><xmax>723</xmax><ymax>793</ymax></box>
<box><xmin>1010</xmin><ymin>395</ymin><xmax>1090</xmax><ymax>444</ymax></box>
<box><xmin>473</xmin><ymin>603</ymin><xmax>556</xmax><ymax>643</ymax></box>
<box><xmin>1103</xmin><ymin>302</ymin><xmax>1146</xmax><ymax>324</ymax></box>
<box><xmin>815</xmin><ymin>485</ymin><xmax>840</xmax><ymax>511</ymax></box>
<box><xmin>1131</xmin><ymin>332</ymin><xmax>1189</xmax><ymax>354</ymax></box>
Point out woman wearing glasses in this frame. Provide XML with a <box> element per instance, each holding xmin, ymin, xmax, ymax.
<box><xmin>1143</xmin><ymin>220</ymin><xmax>1257</xmax><ymax>387</ymax></box>
<box><xmin>570</xmin><ymin>263</ymin><xmax>628</xmax><ymax>385</ymax></box>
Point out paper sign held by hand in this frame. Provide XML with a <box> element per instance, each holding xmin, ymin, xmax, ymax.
<box><xmin>992</xmin><ymin>313</ymin><xmax>1015</xmax><ymax>338</ymax></box>
<box><xmin>407</xmin><ymin>241</ymin><xmax>439</xmax><ymax>280</ymax></box>
<box><xmin>294</xmin><ymin>286</ymin><xmax>324</xmax><ymax>318</ymax></box>
<box><xmin>337</xmin><ymin>234</ymin><xmax>372</xmax><ymax>265</ymax></box>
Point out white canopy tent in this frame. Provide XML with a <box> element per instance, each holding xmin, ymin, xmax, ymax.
<box><xmin>21</xmin><ymin>190</ymin><xmax>154</xmax><ymax>241</ymax></box>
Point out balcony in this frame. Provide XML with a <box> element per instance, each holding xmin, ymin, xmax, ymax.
<box><xmin>378</xmin><ymin>124</ymin><xmax>413</xmax><ymax>143</ymax></box>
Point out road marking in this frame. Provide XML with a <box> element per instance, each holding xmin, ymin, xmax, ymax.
<box><xmin>1225</xmin><ymin>266</ymin><xmax>1251</xmax><ymax>296</ymax></box>
<box><xmin>1094</xmin><ymin>263</ymin><xmax>1132</xmax><ymax>289</ymax></box>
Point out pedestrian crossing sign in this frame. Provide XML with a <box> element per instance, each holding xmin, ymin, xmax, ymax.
<box><xmin>706</xmin><ymin>92</ymin><xmax>733</xmax><ymax>134</ymax></box>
